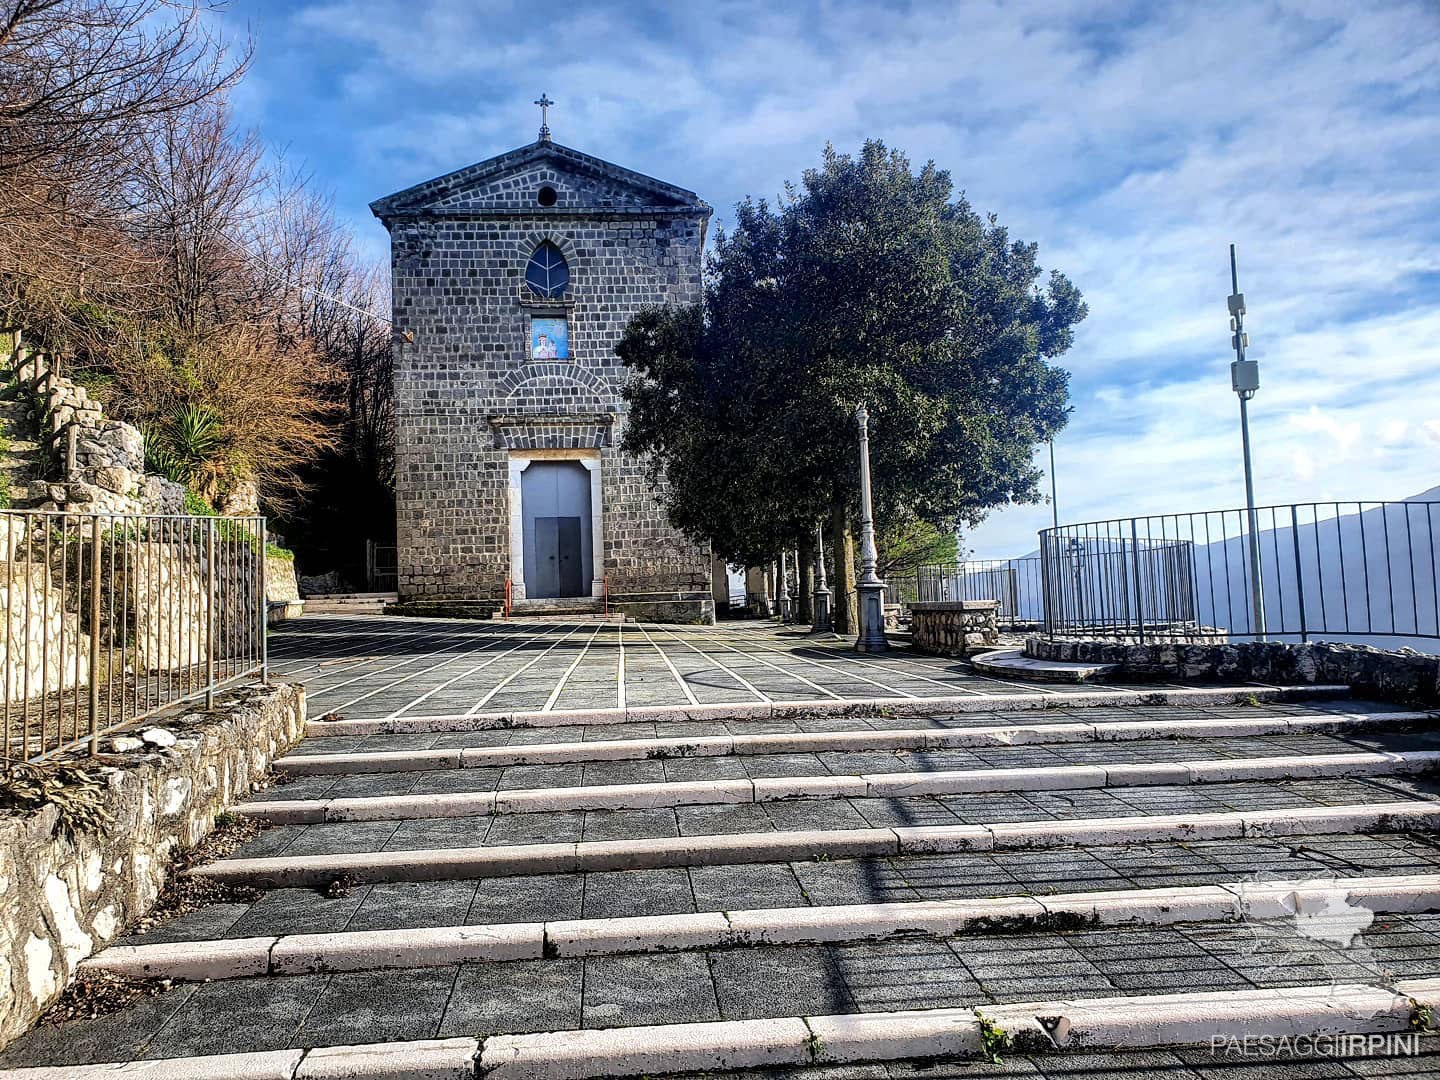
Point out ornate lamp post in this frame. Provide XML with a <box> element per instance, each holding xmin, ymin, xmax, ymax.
<box><xmin>810</xmin><ymin>523</ymin><xmax>834</xmax><ymax>635</ymax></box>
<box><xmin>778</xmin><ymin>550</ymin><xmax>793</xmax><ymax>623</ymax></box>
<box><xmin>854</xmin><ymin>404</ymin><xmax>889</xmax><ymax>652</ymax></box>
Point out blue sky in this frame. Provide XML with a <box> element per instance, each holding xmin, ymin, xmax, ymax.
<box><xmin>222</xmin><ymin>0</ymin><xmax>1440</xmax><ymax>558</ymax></box>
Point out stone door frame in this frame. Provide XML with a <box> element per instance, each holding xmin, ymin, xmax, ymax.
<box><xmin>507</xmin><ymin>448</ymin><xmax>603</xmax><ymax>601</ymax></box>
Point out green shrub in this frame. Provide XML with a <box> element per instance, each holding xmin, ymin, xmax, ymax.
<box><xmin>265</xmin><ymin>543</ymin><xmax>294</xmax><ymax>561</ymax></box>
<box><xmin>183</xmin><ymin>486</ymin><xmax>215</xmax><ymax>517</ymax></box>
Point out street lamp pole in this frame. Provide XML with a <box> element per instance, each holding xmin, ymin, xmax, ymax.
<box><xmin>854</xmin><ymin>404</ymin><xmax>889</xmax><ymax>652</ymax></box>
<box><xmin>1048</xmin><ymin>437</ymin><xmax>1059</xmax><ymax>531</ymax></box>
<box><xmin>1228</xmin><ymin>244</ymin><xmax>1265</xmax><ymax>639</ymax></box>
<box><xmin>810</xmin><ymin>523</ymin><xmax>834</xmax><ymax>635</ymax></box>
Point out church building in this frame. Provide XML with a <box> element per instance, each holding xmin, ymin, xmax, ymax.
<box><xmin>370</xmin><ymin>103</ymin><xmax>717</xmax><ymax>622</ymax></box>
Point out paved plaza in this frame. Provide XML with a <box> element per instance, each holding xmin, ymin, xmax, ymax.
<box><xmin>269</xmin><ymin>616</ymin><xmax>1170</xmax><ymax>722</ymax></box>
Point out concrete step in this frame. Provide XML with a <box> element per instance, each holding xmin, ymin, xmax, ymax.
<box><xmin>80</xmin><ymin>872</ymin><xmax>1440</xmax><ymax>983</ymax></box>
<box><xmin>7</xmin><ymin>689</ymin><xmax>1438</xmax><ymax>1080</ymax></box>
<box><xmin>302</xmin><ymin>683</ymin><xmax>1354</xmax><ymax>736</ymax></box>
<box><xmin>236</xmin><ymin>749</ymin><xmax>1440</xmax><ymax>824</ymax></box>
<box><xmin>972</xmin><ymin>647</ymin><xmax>1117</xmax><ymax>682</ymax></box>
<box><xmin>7</xmin><ymin>977</ymin><xmax>1438</xmax><ymax>1078</ymax></box>
<box><xmin>189</xmin><ymin>799</ymin><xmax>1440</xmax><ymax>888</ymax></box>
<box><xmin>273</xmin><ymin>708</ymin><xmax>1436</xmax><ymax>775</ymax></box>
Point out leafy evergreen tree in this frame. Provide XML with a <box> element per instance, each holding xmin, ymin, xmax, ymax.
<box><xmin>620</xmin><ymin>141</ymin><xmax>1085</xmax><ymax>630</ymax></box>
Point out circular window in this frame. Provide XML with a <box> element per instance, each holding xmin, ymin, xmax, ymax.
<box><xmin>537</xmin><ymin>185</ymin><xmax>558</xmax><ymax>207</ymax></box>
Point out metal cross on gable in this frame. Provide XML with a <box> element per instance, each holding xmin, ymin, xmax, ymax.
<box><xmin>534</xmin><ymin>93</ymin><xmax>554</xmax><ymax>142</ymax></box>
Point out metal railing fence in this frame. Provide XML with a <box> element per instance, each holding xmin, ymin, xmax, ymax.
<box><xmin>1</xmin><ymin>510</ymin><xmax>268</xmax><ymax>766</ymax></box>
<box><xmin>916</xmin><ymin>559</ymin><xmax>1045</xmax><ymax>626</ymax></box>
<box><xmin>1039</xmin><ymin>501</ymin><xmax>1440</xmax><ymax>645</ymax></box>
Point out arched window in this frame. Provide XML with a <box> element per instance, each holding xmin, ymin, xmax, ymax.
<box><xmin>525</xmin><ymin>241</ymin><xmax>568</xmax><ymax>298</ymax></box>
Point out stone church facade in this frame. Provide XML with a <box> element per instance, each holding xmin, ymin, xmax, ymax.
<box><xmin>370</xmin><ymin>131</ymin><xmax>715</xmax><ymax>622</ymax></box>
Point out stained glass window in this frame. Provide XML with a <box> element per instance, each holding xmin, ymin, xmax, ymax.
<box><xmin>525</xmin><ymin>241</ymin><xmax>568</xmax><ymax>298</ymax></box>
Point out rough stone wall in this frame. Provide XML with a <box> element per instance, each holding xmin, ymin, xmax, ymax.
<box><xmin>1</xmin><ymin>333</ymin><xmax>184</xmax><ymax>516</ymax></box>
<box><xmin>910</xmin><ymin>600</ymin><xmax>1001</xmax><ymax>657</ymax></box>
<box><xmin>1027</xmin><ymin>636</ymin><xmax>1440</xmax><ymax>705</ymax></box>
<box><xmin>0</xmin><ymin>562</ymin><xmax>90</xmax><ymax>698</ymax></box>
<box><xmin>381</xmin><ymin>149</ymin><xmax>713</xmax><ymax>616</ymax></box>
<box><xmin>0</xmin><ymin>680</ymin><xmax>304</xmax><ymax>1048</ymax></box>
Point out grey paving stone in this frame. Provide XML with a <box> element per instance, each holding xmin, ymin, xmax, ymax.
<box><xmin>581</xmin><ymin>807</ymin><xmax>680</xmax><ymax>842</ymax></box>
<box><xmin>830</xmin><ymin>939</ymin><xmax>982</xmax><ymax>1011</ymax></box>
<box><xmin>467</xmin><ymin>873</ymin><xmax>583</xmax><ymax>924</ymax></box>
<box><xmin>385</xmin><ymin>816</ymin><xmax>492</xmax><ymax>850</ymax></box>
<box><xmin>124</xmin><ymin>902</ymin><xmax>251</xmax><ymax>945</ymax></box>
<box><xmin>582</xmin><ymin>868</ymin><xmax>696</xmax><ymax>919</ymax></box>
<box><xmin>482</xmin><ymin>809</ymin><xmax>584</xmax><ymax>845</ymax></box>
<box><xmin>141</xmin><ymin>974</ymin><xmax>330</xmax><ymax>1057</ymax></box>
<box><xmin>226</xmin><ymin>886</ymin><xmax>370</xmax><ymax>938</ymax></box>
<box><xmin>440</xmin><ymin>958</ymin><xmax>583</xmax><ymax>1036</ymax></box>
<box><xmin>291</xmin><ymin>966</ymin><xmax>456</xmax><ymax>1046</ymax></box>
<box><xmin>583</xmin><ymin>952</ymin><xmax>719</xmax><ymax>1028</ymax></box>
<box><xmin>689</xmin><ymin>862</ymin><xmax>808</xmax><ymax>911</ymax></box>
<box><xmin>347</xmin><ymin>878</ymin><xmax>479</xmax><ymax>931</ymax></box>
<box><xmin>708</xmin><ymin>945</ymin><xmax>854</xmax><ymax>1019</ymax></box>
<box><xmin>0</xmin><ymin>984</ymin><xmax>198</xmax><ymax>1068</ymax></box>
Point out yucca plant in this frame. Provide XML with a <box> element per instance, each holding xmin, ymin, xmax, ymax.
<box><xmin>143</xmin><ymin>404</ymin><xmax>228</xmax><ymax>502</ymax></box>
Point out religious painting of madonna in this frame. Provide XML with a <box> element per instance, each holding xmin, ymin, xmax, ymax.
<box><xmin>531</xmin><ymin>317</ymin><xmax>569</xmax><ymax>359</ymax></box>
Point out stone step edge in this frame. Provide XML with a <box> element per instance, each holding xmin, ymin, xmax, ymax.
<box><xmin>275</xmin><ymin>710</ymin><xmax>1437</xmax><ymax>776</ymax></box>
<box><xmin>8</xmin><ymin>979</ymin><xmax>1437</xmax><ymax>1080</ymax></box>
<box><xmin>190</xmin><ymin>800</ymin><xmax>1440</xmax><ymax>887</ymax></box>
<box><xmin>81</xmin><ymin>874</ymin><xmax>1440</xmax><ymax>983</ymax></box>
<box><xmin>304</xmin><ymin>684</ymin><xmax>1351</xmax><ymax>736</ymax></box>
<box><xmin>238</xmin><ymin>750</ymin><xmax>1440</xmax><ymax>824</ymax></box>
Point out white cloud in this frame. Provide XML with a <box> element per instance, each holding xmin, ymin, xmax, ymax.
<box><xmin>246</xmin><ymin>0</ymin><xmax>1439</xmax><ymax>558</ymax></box>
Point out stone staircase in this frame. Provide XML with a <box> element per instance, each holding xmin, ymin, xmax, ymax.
<box><xmin>3</xmin><ymin>690</ymin><xmax>1439</xmax><ymax>1077</ymax></box>
<box><xmin>301</xmin><ymin>592</ymin><xmax>398</xmax><ymax>616</ymax></box>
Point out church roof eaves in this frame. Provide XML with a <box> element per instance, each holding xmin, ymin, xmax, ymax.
<box><xmin>369</xmin><ymin>139</ymin><xmax>711</xmax><ymax>221</ymax></box>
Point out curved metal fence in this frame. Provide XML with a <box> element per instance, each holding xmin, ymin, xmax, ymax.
<box><xmin>1039</xmin><ymin>501</ymin><xmax>1440</xmax><ymax>646</ymax></box>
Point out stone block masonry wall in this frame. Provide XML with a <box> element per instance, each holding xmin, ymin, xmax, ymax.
<box><xmin>382</xmin><ymin>146</ymin><xmax>714</xmax><ymax>619</ymax></box>
<box><xmin>0</xmin><ymin>681</ymin><xmax>304</xmax><ymax>1048</ymax></box>
<box><xmin>1027</xmin><ymin>636</ymin><xmax>1440</xmax><ymax>705</ymax></box>
<box><xmin>1</xmin><ymin>331</ymin><xmax>184</xmax><ymax>516</ymax></box>
<box><xmin>910</xmin><ymin>600</ymin><xmax>1000</xmax><ymax>657</ymax></box>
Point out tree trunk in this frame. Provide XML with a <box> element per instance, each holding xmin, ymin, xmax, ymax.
<box><xmin>830</xmin><ymin>495</ymin><xmax>858</xmax><ymax>636</ymax></box>
<box><xmin>796</xmin><ymin>536</ymin><xmax>814</xmax><ymax>625</ymax></box>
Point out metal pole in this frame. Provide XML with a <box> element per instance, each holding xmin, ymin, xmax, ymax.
<box><xmin>1048</xmin><ymin>438</ymin><xmax>1059</xmax><ymax>531</ymax></box>
<box><xmin>88</xmin><ymin>514</ymin><xmax>101</xmax><ymax>756</ymax></box>
<box><xmin>205</xmin><ymin>519</ymin><xmax>216</xmax><ymax>709</ymax></box>
<box><xmin>260</xmin><ymin>518</ymin><xmax>269</xmax><ymax>684</ymax></box>
<box><xmin>1229</xmin><ymin>245</ymin><xmax>1266</xmax><ymax>639</ymax></box>
<box><xmin>854</xmin><ymin>404</ymin><xmax>889</xmax><ymax>652</ymax></box>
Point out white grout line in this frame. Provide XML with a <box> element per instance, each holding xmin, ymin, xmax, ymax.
<box><xmin>543</xmin><ymin>623</ymin><xmax>607</xmax><ymax>712</ymax></box>
<box><xmin>630</xmin><ymin>621</ymin><xmax>700</xmax><ymax>706</ymax></box>
<box><xmin>315</xmin><ymin>627</ymin><xmax>506</xmax><ymax>709</ymax></box>
<box><xmin>465</xmin><ymin>622</ymin><xmax>591</xmax><ymax>716</ymax></box>
<box><xmin>689</xmin><ymin>622</ymin><xmax>987</xmax><ymax>697</ymax></box>
<box><xmin>293</xmin><ymin>623</ymin><xmax>505</xmax><ymax>688</ymax></box>
<box><xmin>645</xmin><ymin>621</ymin><xmax>772</xmax><ymax>703</ymax></box>
<box><xmin>236</xmin><ymin>751</ymin><xmax>1440</xmax><ymax>823</ymax></box>
<box><xmin>382</xmin><ymin>622</ymin><xmax>570</xmax><ymax>720</ymax></box>
<box><xmin>79</xmin><ymin>873</ymin><xmax>1440</xmax><ymax>981</ymax></box>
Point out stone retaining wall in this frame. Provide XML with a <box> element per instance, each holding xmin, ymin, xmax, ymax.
<box><xmin>1027</xmin><ymin>636</ymin><xmax>1440</xmax><ymax>705</ymax></box>
<box><xmin>910</xmin><ymin>600</ymin><xmax>1000</xmax><ymax>657</ymax></box>
<box><xmin>2</xmin><ymin>331</ymin><xmax>184</xmax><ymax>516</ymax></box>
<box><xmin>0</xmin><ymin>681</ymin><xmax>305</xmax><ymax>1047</ymax></box>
